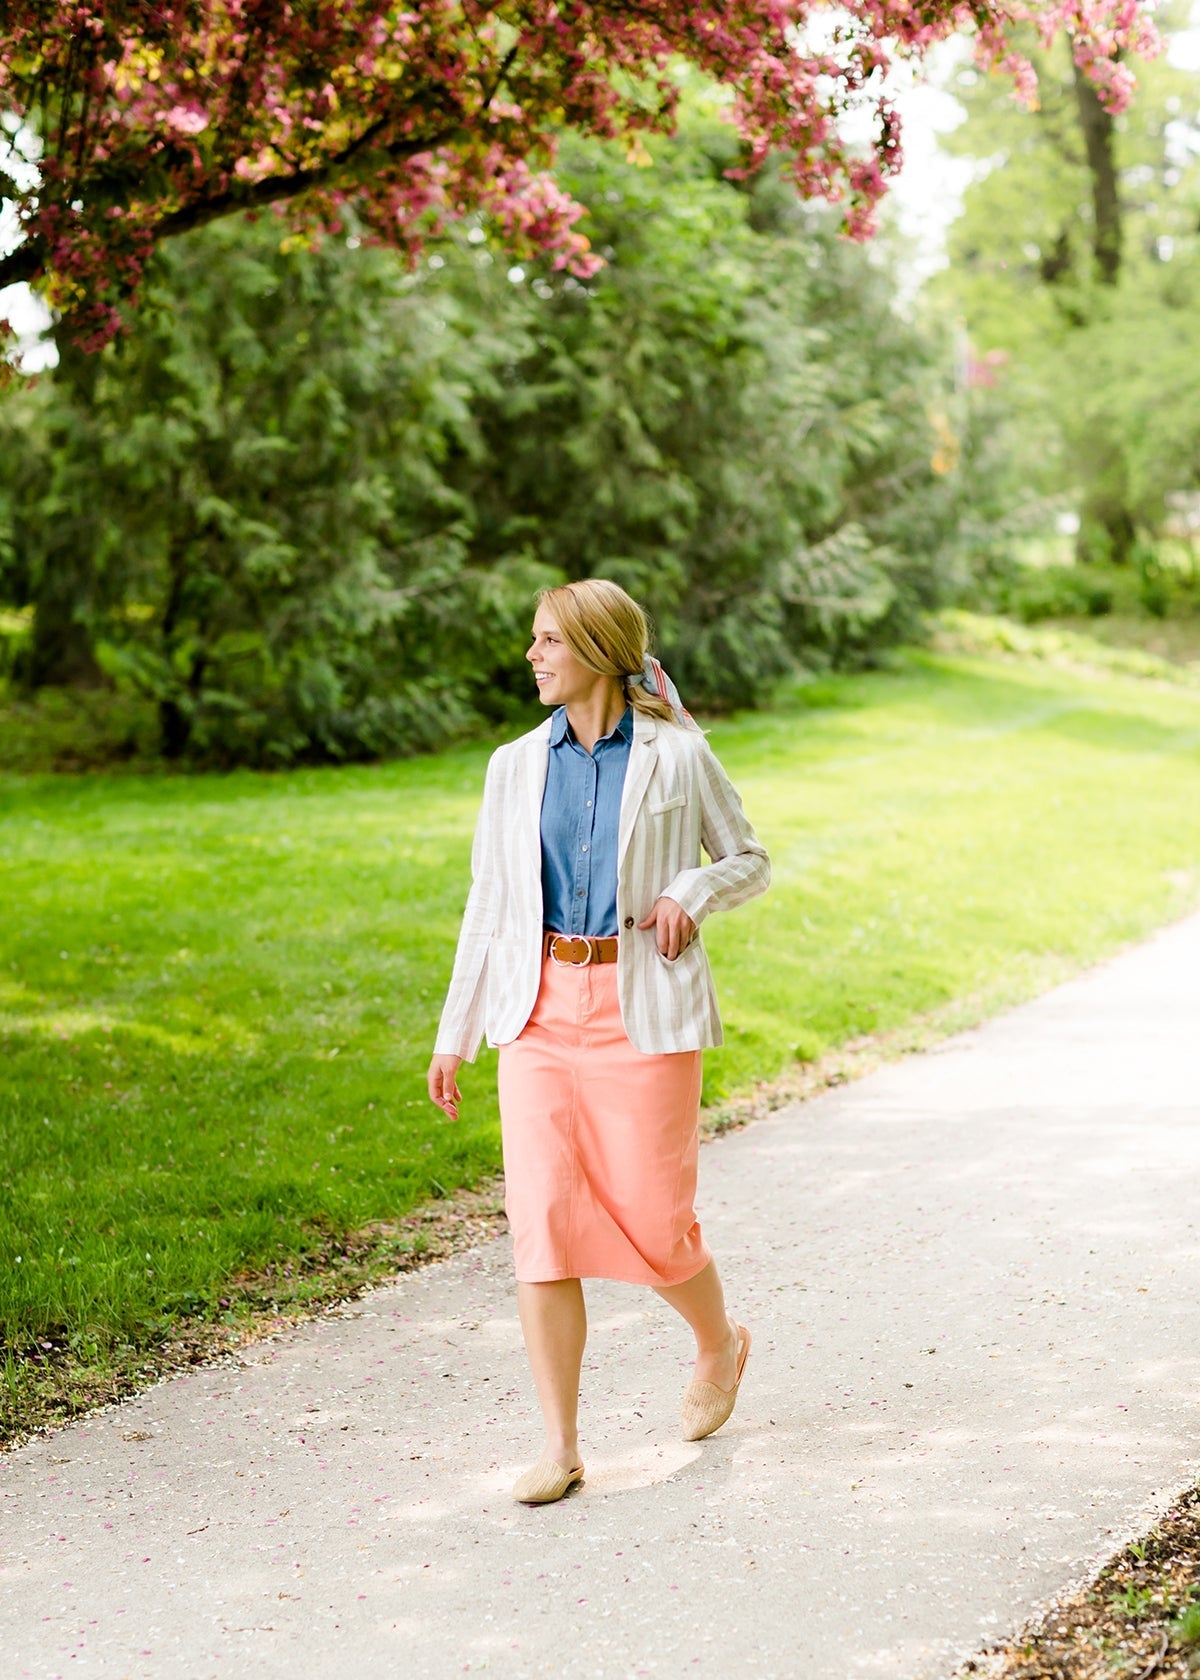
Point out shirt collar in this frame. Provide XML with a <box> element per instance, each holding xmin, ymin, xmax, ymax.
<box><xmin>549</xmin><ymin>705</ymin><xmax>633</xmax><ymax>749</ymax></box>
<box><xmin>610</xmin><ymin>705</ymin><xmax>634</xmax><ymax>744</ymax></box>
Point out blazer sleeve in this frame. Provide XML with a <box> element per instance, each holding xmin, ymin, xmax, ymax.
<box><xmin>433</xmin><ymin>753</ymin><xmax>502</xmax><ymax>1062</ymax></box>
<box><xmin>660</xmin><ymin>736</ymin><xmax>770</xmax><ymax>928</ymax></box>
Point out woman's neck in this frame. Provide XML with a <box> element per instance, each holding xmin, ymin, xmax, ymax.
<box><xmin>565</xmin><ymin>681</ymin><xmax>628</xmax><ymax>754</ymax></box>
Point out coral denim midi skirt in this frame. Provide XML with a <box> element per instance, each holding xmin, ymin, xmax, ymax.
<box><xmin>497</xmin><ymin>954</ymin><xmax>711</xmax><ymax>1286</ymax></box>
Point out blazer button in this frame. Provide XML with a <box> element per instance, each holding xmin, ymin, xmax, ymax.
<box><xmin>623</xmin><ymin>916</ymin><xmax>634</xmax><ymax>929</ymax></box>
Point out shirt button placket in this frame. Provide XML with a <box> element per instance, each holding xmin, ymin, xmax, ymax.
<box><xmin>582</xmin><ymin>761</ymin><xmax>598</xmax><ymax>934</ymax></box>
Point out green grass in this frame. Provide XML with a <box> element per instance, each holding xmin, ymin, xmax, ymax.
<box><xmin>4</xmin><ymin>647</ymin><xmax>1200</xmax><ymax>1436</ymax></box>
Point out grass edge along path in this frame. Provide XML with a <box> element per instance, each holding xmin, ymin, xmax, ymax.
<box><xmin>1</xmin><ymin>945</ymin><xmax>1193</xmax><ymax>1455</ymax></box>
<box><xmin>0</xmin><ymin>991</ymin><xmax>992</xmax><ymax>1451</ymax></box>
<box><xmin>956</xmin><ymin>1481</ymin><xmax>1200</xmax><ymax>1680</ymax></box>
<box><xmin>5</xmin><ymin>645</ymin><xmax>1200</xmax><ymax>1448</ymax></box>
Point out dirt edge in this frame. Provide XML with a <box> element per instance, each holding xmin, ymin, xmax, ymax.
<box><xmin>952</xmin><ymin>1484</ymin><xmax>1200</xmax><ymax>1679</ymax></box>
<box><xmin>2</xmin><ymin>993</ymin><xmax>995</xmax><ymax>1456</ymax></box>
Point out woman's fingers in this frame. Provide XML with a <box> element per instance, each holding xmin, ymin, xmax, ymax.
<box><xmin>636</xmin><ymin>899</ymin><xmax>697</xmax><ymax>959</ymax></box>
<box><xmin>427</xmin><ymin>1056</ymin><xmax>463</xmax><ymax>1119</ymax></box>
<box><xmin>670</xmin><ymin>908</ymin><xmax>697</xmax><ymax>959</ymax></box>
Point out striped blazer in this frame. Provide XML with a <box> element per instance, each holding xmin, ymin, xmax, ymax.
<box><xmin>434</xmin><ymin>709</ymin><xmax>770</xmax><ymax>1059</ymax></box>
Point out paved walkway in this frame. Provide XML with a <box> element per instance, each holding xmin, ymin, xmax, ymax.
<box><xmin>5</xmin><ymin>915</ymin><xmax>1200</xmax><ymax>1680</ymax></box>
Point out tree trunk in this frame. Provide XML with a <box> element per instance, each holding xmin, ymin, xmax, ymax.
<box><xmin>1072</xmin><ymin>60</ymin><xmax>1122</xmax><ymax>286</ymax></box>
<box><xmin>1070</xmin><ymin>58</ymin><xmax>1132</xmax><ymax>563</ymax></box>
<box><xmin>158</xmin><ymin>524</ymin><xmax>202</xmax><ymax>759</ymax></box>
<box><xmin>1076</xmin><ymin>497</ymin><xmax>1137</xmax><ymax>565</ymax></box>
<box><xmin>1075</xmin><ymin>437</ymin><xmax>1137</xmax><ymax>565</ymax></box>
<box><xmin>159</xmin><ymin>697</ymin><xmax>191</xmax><ymax>759</ymax></box>
<box><xmin>26</xmin><ymin>327</ymin><xmax>106</xmax><ymax>689</ymax></box>
<box><xmin>26</xmin><ymin>567</ymin><xmax>106</xmax><ymax>688</ymax></box>
<box><xmin>159</xmin><ymin>649</ymin><xmax>208</xmax><ymax>760</ymax></box>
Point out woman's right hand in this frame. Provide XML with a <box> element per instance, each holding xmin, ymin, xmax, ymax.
<box><xmin>427</xmin><ymin>1054</ymin><xmax>464</xmax><ymax>1121</ymax></box>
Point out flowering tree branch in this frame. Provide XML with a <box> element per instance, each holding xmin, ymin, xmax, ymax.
<box><xmin>0</xmin><ymin>0</ymin><xmax>1160</xmax><ymax>352</ymax></box>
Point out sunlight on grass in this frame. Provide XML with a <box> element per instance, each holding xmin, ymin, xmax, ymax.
<box><xmin>0</xmin><ymin>984</ymin><xmax>253</xmax><ymax>1056</ymax></box>
<box><xmin>3</xmin><ymin>648</ymin><xmax>1200</xmax><ymax>1430</ymax></box>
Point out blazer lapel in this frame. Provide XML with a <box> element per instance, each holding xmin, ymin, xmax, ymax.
<box><xmin>618</xmin><ymin>712</ymin><xmax>659</xmax><ymax>865</ymax></box>
<box><xmin>519</xmin><ymin>721</ymin><xmax>551</xmax><ymax>892</ymax></box>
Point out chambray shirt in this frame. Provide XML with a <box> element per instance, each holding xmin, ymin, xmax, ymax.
<box><xmin>540</xmin><ymin>705</ymin><xmax>633</xmax><ymax>937</ymax></box>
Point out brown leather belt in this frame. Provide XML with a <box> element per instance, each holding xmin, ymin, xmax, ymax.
<box><xmin>543</xmin><ymin>931</ymin><xmax>619</xmax><ymax>966</ymax></box>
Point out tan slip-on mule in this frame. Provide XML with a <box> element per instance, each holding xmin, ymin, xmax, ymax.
<box><xmin>512</xmin><ymin>1459</ymin><xmax>585</xmax><ymax>1504</ymax></box>
<box><xmin>680</xmin><ymin>1317</ymin><xmax>751</xmax><ymax>1442</ymax></box>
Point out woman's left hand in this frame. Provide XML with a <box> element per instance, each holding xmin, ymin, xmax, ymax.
<box><xmin>427</xmin><ymin>1054</ymin><xmax>464</xmax><ymax>1121</ymax></box>
<box><xmin>637</xmin><ymin>897</ymin><xmax>697</xmax><ymax>961</ymax></box>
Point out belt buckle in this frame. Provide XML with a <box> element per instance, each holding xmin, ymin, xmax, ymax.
<box><xmin>550</xmin><ymin>935</ymin><xmax>593</xmax><ymax>967</ymax></box>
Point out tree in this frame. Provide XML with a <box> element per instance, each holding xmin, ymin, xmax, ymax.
<box><xmin>930</xmin><ymin>18</ymin><xmax>1200</xmax><ymax>565</ymax></box>
<box><xmin>0</xmin><ymin>105</ymin><xmax>991</xmax><ymax>758</ymax></box>
<box><xmin>1</xmin><ymin>214</ymin><xmax>547</xmax><ymax>757</ymax></box>
<box><xmin>450</xmin><ymin>114</ymin><xmax>978</xmax><ymax>701</ymax></box>
<box><xmin>0</xmin><ymin>0</ymin><xmax>1159</xmax><ymax>354</ymax></box>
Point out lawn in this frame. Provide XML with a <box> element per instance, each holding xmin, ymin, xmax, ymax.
<box><xmin>4</xmin><ymin>647</ymin><xmax>1200</xmax><ymax>1438</ymax></box>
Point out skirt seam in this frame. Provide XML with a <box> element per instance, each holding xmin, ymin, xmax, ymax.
<box><xmin>563</xmin><ymin>1032</ymin><xmax>580</xmax><ymax>1280</ymax></box>
<box><xmin>667</xmin><ymin>1052</ymin><xmax>700</xmax><ymax>1261</ymax></box>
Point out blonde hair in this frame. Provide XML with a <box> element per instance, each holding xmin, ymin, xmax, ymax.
<box><xmin>536</xmin><ymin>579</ymin><xmax>678</xmax><ymax>725</ymax></box>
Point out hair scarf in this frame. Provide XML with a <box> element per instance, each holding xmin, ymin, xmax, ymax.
<box><xmin>628</xmin><ymin>655</ymin><xmax>700</xmax><ymax>732</ymax></box>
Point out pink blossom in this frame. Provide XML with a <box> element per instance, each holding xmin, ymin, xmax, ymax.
<box><xmin>0</xmin><ymin>0</ymin><xmax>1159</xmax><ymax>353</ymax></box>
<box><xmin>161</xmin><ymin>105</ymin><xmax>209</xmax><ymax>136</ymax></box>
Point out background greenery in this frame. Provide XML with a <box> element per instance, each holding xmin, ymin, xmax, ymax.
<box><xmin>3</xmin><ymin>36</ymin><xmax>1199</xmax><ymax>773</ymax></box>
<box><xmin>4</xmin><ymin>649</ymin><xmax>1200</xmax><ymax>1436</ymax></box>
<box><xmin>929</xmin><ymin>9</ymin><xmax>1200</xmax><ymax>587</ymax></box>
<box><xmin>4</xmin><ymin>37</ymin><xmax>1200</xmax><ymax>1441</ymax></box>
<box><xmin>0</xmin><ymin>93</ymin><xmax>1010</xmax><ymax>767</ymax></box>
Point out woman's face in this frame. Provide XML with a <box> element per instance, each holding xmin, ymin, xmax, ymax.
<box><xmin>526</xmin><ymin>608</ymin><xmax>599</xmax><ymax>709</ymax></box>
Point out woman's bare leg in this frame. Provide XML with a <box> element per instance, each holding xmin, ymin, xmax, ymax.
<box><xmin>655</xmin><ymin>1258</ymin><xmax>740</xmax><ymax>1388</ymax></box>
<box><xmin>517</xmin><ymin>1279</ymin><xmax>587</xmax><ymax>1468</ymax></box>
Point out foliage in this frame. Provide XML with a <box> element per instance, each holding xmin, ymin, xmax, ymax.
<box><xmin>0</xmin><ymin>681</ymin><xmax>158</xmax><ymax>773</ymax></box>
<box><xmin>0</xmin><ymin>0</ymin><xmax>1158</xmax><ymax>352</ymax></box>
<box><xmin>436</xmin><ymin>118</ymin><xmax>983</xmax><ymax>709</ymax></box>
<box><xmin>0</xmin><ymin>109</ymin><xmax>998</xmax><ymax>760</ymax></box>
<box><xmin>5</xmin><ymin>648</ymin><xmax>1200</xmax><ymax>1437</ymax></box>
<box><xmin>1</xmin><ymin>219</ymin><xmax>557</xmax><ymax>762</ymax></box>
<box><xmin>937</xmin><ymin>606</ymin><xmax>1200</xmax><ymax>682</ymax></box>
<box><xmin>1000</xmin><ymin>562</ymin><xmax>1115</xmax><ymax>620</ymax></box>
<box><xmin>993</xmin><ymin>552</ymin><xmax>1200</xmax><ymax>625</ymax></box>
<box><xmin>929</xmin><ymin>19</ymin><xmax>1200</xmax><ymax>565</ymax></box>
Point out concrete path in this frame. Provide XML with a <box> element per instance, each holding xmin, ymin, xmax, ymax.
<box><xmin>4</xmin><ymin>916</ymin><xmax>1200</xmax><ymax>1680</ymax></box>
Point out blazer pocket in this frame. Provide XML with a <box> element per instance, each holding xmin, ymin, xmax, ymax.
<box><xmin>656</xmin><ymin>937</ymin><xmax>703</xmax><ymax>966</ymax></box>
<box><xmin>649</xmin><ymin>794</ymin><xmax>687</xmax><ymax>815</ymax></box>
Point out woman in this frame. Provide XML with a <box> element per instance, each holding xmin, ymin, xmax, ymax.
<box><xmin>427</xmin><ymin>579</ymin><xmax>770</xmax><ymax>1505</ymax></box>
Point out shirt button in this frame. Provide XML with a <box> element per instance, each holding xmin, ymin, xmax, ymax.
<box><xmin>586</xmin><ymin>800</ymin><xmax>593</xmax><ymax>808</ymax></box>
<box><xmin>581</xmin><ymin>844</ymin><xmax>589</xmax><ymax>852</ymax></box>
<box><xmin>578</xmin><ymin>890</ymin><xmax>585</xmax><ymax>897</ymax></box>
<box><xmin>624</xmin><ymin>916</ymin><xmax>634</xmax><ymax>929</ymax></box>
